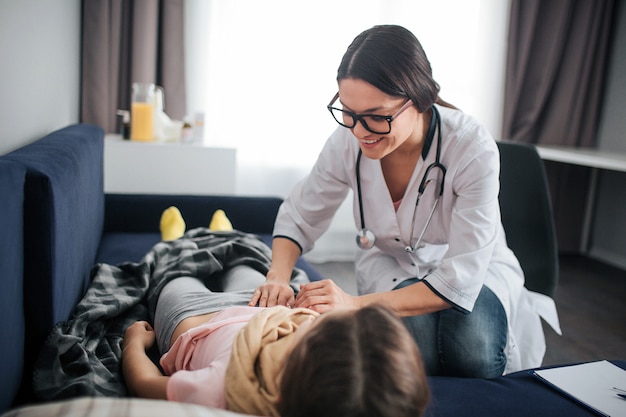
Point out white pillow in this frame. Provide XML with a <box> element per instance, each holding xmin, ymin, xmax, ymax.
<box><xmin>1</xmin><ymin>397</ymin><xmax>254</xmax><ymax>417</ymax></box>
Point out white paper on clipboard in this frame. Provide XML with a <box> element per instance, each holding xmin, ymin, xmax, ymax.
<box><xmin>533</xmin><ymin>360</ymin><xmax>626</xmax><ymax>417</ymax></box>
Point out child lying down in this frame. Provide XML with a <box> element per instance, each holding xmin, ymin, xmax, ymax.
<box><xmin>122</xmin><ymin>207</ymin><xmax>430</xmax><ymax>417</ymax></box>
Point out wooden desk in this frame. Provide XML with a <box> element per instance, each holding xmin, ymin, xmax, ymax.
<box><xmin>536</xmin><ymin>145</ymin><xmax>626</xmax><ymax>252</ymax></box>
<box><xmin>104</xmin><ymin>134</ymin><xmax>237</xmax><ymax>195</ymax></box>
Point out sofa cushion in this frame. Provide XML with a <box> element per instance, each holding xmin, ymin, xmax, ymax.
<box><xmin>96</xmin><ymin>232</ymin><xmax>162</xmax><ymax>265</ymax></box>
<box><xmin>3</xmin><ymin>124</ymin><xmax>105</xmax><ymax>366</ymax></box>
<box><xmin>0</xmin><ymin>161</ymin><xmax>26</xmax><ymax>413</ymax></box>
<box><xmin>425</xmin><ymin>360</ymin><xmax>626</xmax><ymax>416</ymax></box>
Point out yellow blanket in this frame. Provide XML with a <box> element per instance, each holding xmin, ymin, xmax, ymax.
<box><xmin>224</xmin><ymin>306</ymin><xmax>319</xmax><ymax>416</ymax></box>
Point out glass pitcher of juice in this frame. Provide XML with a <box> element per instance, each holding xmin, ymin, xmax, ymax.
<box><xmin>131</xmin><ymin>83</ymin><xmax>155</xmax><ymax>141</ymax></box>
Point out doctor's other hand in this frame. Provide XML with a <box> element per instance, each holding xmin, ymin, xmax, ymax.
<box><xmin>250</xmin><ymin>278</ymin><xmax>295</xmax><ymax>308</ymax></box>
<box><xmin>294</xmin><ymin>279</ymin><xmax>357</xmax><ymax>313</ymax></box>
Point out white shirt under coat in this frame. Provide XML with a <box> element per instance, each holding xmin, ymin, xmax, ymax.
<box><xmin>273</xmin><ymin>105</ymin><xmax>561</xmax><ymax>372</ymax></box>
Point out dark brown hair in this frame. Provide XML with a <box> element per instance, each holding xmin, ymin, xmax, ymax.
<box><xmin>278</xmin><ymin>304</ymin><xmax>430</xmax><ymax>417</ymax></box>
<box><xmin>337</xmin><ymin>24</ymin><xmax>455</xmax><ymax>112</ymax></box>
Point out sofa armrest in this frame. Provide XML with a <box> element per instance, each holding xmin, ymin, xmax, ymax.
<box><xmin>0</xmin><ymin>161</ymin><xmax>26</xmax><ymax>412</ymax></box>
<box><xmin>104</xmin><ymin>194</ymin><xmax>283</xmax><ymax>236</ymax></box>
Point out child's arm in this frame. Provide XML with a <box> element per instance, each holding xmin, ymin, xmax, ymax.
<box><xmin>122</xmin><ymin>321</ymin><xmax>169</xmax><ymax>399</ymax></box>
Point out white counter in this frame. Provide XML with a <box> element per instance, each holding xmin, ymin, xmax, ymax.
<box><xmin>536</xmin><ymin>144</ymin><xmax>626</xmax><ymax>253</ymax></box>
<box><xmin>104</xmin><ymin>134</ymin><xmax>236</xmax><ymax>195</ymax></box>
<box><xmin>537</xmin><ymin>145</ymin><xmax>626</xmax><ymax>172</ymax></box>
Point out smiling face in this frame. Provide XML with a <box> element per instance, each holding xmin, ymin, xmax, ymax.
<box><xmin>338</xmin><ymin>78</ymin><xmax>428</xmax><ymax>160</ymax></box>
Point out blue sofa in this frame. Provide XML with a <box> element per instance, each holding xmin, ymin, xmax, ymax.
<box><xmin>0</xmin><ymin>124</ymin><xmax>322</xmax><ymax>412</ymax></box>
<box><xmin>0</xmin><ymin>160</ymin><xmax>26</xmax><ymax>413</ymax></box>
<box><xmin>0</xmin><ymin>124</ymin><xmax>621</xmax><ymax>417</ymax></box>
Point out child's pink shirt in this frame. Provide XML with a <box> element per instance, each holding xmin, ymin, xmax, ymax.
<box><xmin>159</xmin><ymin>306</ymin><xmax>262</xmax><ymax>409</ymax></box>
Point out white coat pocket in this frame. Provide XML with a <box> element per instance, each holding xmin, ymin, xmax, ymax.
<box><xmin>411</xmin><ymin>242</ymin><xmax>449</xmax><ymax>277</ymax></box>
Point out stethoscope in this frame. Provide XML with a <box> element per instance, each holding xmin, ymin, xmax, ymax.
<box><xmin>356</xmin><ymin>106</ymin><xmax>446</xmax><ymax>253</ymax></box>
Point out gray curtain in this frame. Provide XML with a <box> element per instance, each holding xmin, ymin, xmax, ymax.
<box><xmin>501</xmin><ymin>0</ymin><xmax>617</xmax><ymax>253</ymax></box>
<box><xmin>502</xmin><ymin>0</ymin><xmax>615</xmax><ymax>147</ymax></box>
<box><xmin>81</xmin><ymin>0</ymin><xmax>186</xmax><ymax>133</ymax></box>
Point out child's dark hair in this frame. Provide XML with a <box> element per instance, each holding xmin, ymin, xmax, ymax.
<box><xmin>278</xmin><ymin>304</ymin><xmax>430</xmax><ymax>417</ymax></box>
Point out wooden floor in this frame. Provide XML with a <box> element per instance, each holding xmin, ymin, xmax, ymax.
<box><xmin>542</xmin><ymin>254</ymin><xmax>626</xmax><ymax>366</ymax></box>
<box><xmin>311</xmin><ymin>254</ymin><xmax>626</xmax><ymax>367</ymax></box>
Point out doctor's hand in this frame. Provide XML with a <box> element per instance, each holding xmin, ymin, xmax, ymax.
<box><xmin>294</xmin><ymin>279</ymin><xmax>357</xmax><ymax>314</ymax></box>
<box><xmin>250</xmin><ymin>278</ymin><xmax>295</xmax><ymax>308</ymax></box>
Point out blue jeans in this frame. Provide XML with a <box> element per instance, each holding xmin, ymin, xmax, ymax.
<box><xmin>395</xmin><ymin>279</ymin><xmax>507</xmax><ymax>378</ymax></box>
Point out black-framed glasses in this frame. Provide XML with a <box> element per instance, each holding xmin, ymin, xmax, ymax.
<box><xmin>327</xmin><ymin>92</ymin><xmax>413</xmax><ymax>134</ymax></box>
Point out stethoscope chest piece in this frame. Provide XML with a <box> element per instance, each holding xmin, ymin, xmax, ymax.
<box><xmin>356</xmin><ymin>228</ymin><xmax>376</xmax><ymax>250</ymax></box>
<box><xmin>354</xmin><ymin>106</ymin><xmax>445</xmax><ymax>252</ymax></box>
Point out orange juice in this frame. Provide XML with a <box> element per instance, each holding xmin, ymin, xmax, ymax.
<box><xmin>131</xmin><ymin>102</ymin><xmax>154</xmax><ymax>141</ymax></box>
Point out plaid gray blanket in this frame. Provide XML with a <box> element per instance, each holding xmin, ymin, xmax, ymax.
<box><xmin>32</xmin><ymin>228</ymin><xmax>306</xmax><ymax>401</ymax></box>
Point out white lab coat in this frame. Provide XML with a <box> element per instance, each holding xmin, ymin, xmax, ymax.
<box><xmin>273</xmin><ymin>105</ymin><xmax>561</xmax><ymax>372</ymax></box>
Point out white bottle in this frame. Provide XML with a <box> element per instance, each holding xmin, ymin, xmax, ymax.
<box><xmin>192</xmin><ymin>112</ymin><xmax>205</xmax><ymax>144</ymax></box>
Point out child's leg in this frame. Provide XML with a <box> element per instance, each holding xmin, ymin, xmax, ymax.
<box><xmin>211</xmin><ymin>265</ymin><xmax>267</xmax><ymax>292</ymax></box>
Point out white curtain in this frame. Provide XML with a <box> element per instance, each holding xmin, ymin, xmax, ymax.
<box><xmin>184</xmin><ymin>0</ymin><xmax>511</xmax><ymax>262</ymax></box>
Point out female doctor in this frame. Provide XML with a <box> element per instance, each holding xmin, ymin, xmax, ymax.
<box><xmin>250</xmin><ymin>24</ymin><xmax>548</xmax><ymax>378</ymax></box>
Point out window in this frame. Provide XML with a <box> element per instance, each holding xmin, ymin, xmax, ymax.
<box><xmin>184</xmin><ymin>0</ymin><xmax>511</xmax><ymax>260</ymax></box>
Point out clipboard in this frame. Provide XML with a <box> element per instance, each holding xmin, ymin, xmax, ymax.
<box><xmin>533</xmin><ymin>360</ymin><xmax>626</xmax><ymax>417</ymax></box>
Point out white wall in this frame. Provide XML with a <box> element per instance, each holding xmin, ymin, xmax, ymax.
<box><xmin>596</xmin><ymin>2</ymin><xmax>626</xmax><ymax>154</ymax></box>
<box><xmin>590</xmin><ymin>2</ymin><xmax>626</xmax><ymax>269</ymax></box>
<box><xmin>0</xmin><ymin>0</ymin><xmax>81</xmax><ymax>155</ymax></box>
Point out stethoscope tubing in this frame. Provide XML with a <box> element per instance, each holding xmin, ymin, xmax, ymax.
<box><xmin>356</xmin><ymin>106</ymin><xmax>446</xmax><ymax>251</ymax></box>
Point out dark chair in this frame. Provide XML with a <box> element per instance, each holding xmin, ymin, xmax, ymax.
<box><xmin>497</xmin><ymin>140</ymin><xmax>559</xmax><ymax>297</ymax></box>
